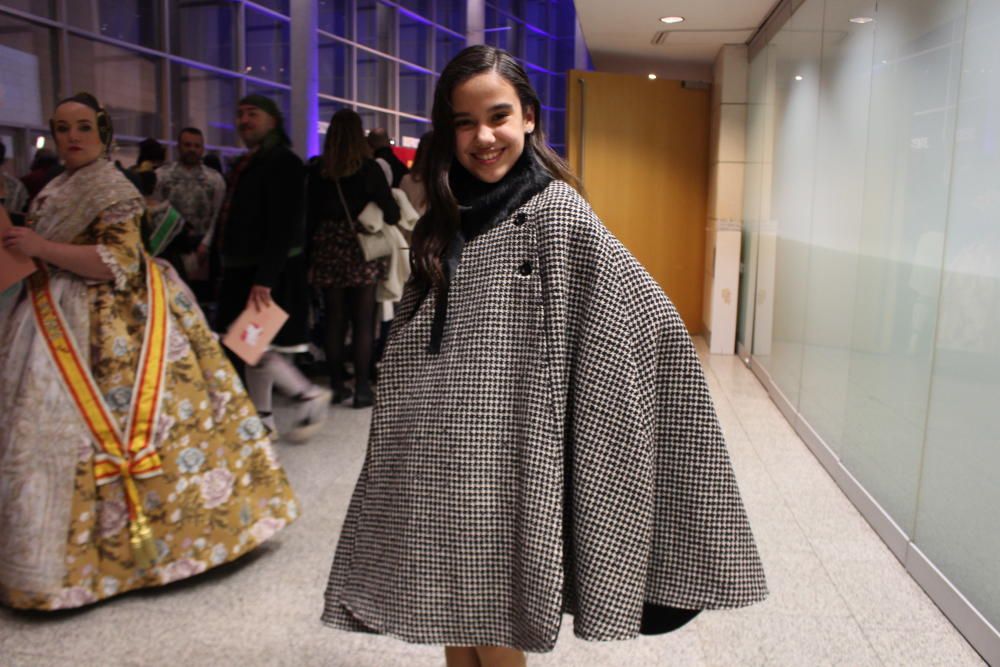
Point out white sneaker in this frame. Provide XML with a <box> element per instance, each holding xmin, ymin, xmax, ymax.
<box><xmin>285</xmin><ymin>387</ymin><xmax>332</xmax><ymax>443</ymax></box>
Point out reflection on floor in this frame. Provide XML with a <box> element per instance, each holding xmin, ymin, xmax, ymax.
<box><xmin>0</xmin><ymin>339</ymin><xmax>985</xmax><ymax>666</ymax></box>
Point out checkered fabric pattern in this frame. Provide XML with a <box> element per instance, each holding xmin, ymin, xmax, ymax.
<box><xmin>322</xmin><ymin>181</ymin><xmax>768</xmax><ymax>652</ymax></box>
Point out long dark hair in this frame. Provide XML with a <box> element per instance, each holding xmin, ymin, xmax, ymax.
<box><xmin>322</xmin><ymin>108</ymin><xmax>371</xmax><ymax>179</ymax></box>
<box><xmin>410</xmin><ymin>130</ymin><xmax>433</xmax><ymax>182</ymax></box>
<box><xmin>411</xmin><ymin>45</ymin><xmax>580</xmax><ymax>291</ymax></box>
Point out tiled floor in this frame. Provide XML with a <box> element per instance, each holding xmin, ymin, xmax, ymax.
<box><xmin>0</xmin><ymin>340</ymin><xmax>986</xmax><ymax>666</ymax></box>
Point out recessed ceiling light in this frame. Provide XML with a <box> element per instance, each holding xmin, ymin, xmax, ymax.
<box><xmin>849</xmin><ymin>16</ymin><xmax>874</xmax><ymax>23</ymax></box>
<box><xmin>795</xmin><ymin>75</ymin><xmax>803</xmax><ymax>81</ymax></box>
<box><xmin>660</xmin><ymin>16</ymin><xmax>684</xmax><ymax>24</ymax></box>
<box><xmin>648</xmin><ymin>73</ymin><xmax>657</xmax><ymax>80</ymax></box>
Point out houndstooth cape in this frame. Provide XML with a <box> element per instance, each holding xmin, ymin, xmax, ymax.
<box><xmin>322</xmin><ymin>180</ymin><xmax>768</xmax><ymax>652</ymax></box>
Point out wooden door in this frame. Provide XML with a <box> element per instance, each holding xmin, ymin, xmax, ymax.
<box><xmin>566</xmin><ymin>70</ymin><xmax>709</xmax><ymax>333</ymax></box>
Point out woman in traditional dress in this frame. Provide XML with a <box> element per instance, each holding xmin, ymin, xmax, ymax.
<box><xmin>0</xmin><ymin>93</ymin><xmax>297</xmax><ymax>611</ymax></box>
<box><xmin>321</xmin><ymin>47</ymin><xmax>767</xmax><ymax>666</ymax></box>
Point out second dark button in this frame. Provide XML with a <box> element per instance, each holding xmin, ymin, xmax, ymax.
<box><xmin>514</xmin><ymin>212</ymin><xmax>528</xmax><ymax>226</ymax></box>
<box><xmin>518</xmin><ymin>261</ymin><xmax>533</xmax><ymax>276</ymax></box>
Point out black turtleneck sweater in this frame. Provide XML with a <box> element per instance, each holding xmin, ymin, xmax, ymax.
<box><xmin>427</xmin><ymin>146</ymin><xmax>553</xmax><ymax>354</ymax></box>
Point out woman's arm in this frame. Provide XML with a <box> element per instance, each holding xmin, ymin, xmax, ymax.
<box><xmin>1</xmin><ymin>226</ymin><xmax>114</xmax><ymax>281</ymax></box>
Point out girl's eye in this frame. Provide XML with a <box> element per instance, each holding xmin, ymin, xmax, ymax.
<box><xmin>454</xmin><ymin>118</ymin><xmax>473</xmax><ymax>127</ymax></box>
<box><xmin>78</xmin><ymin>125</ymin><xmax>92</xmax><ymax>132</ymax></box>
<box><xmin>492</xmin><ymin>113</ymin><xmax>509</xmax><ymax>123</ymax></box>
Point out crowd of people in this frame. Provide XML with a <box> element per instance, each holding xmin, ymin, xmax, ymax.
<box><xmin>0</xmin><ymin>45</ymin><xmax>766</xmax><ymax>667</ymax></box>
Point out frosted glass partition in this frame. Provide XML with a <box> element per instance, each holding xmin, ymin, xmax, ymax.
<box><xmin>796</xmin><ymin>0</ymin><xmax>874</xmax><ymax>454</ymax></box>
<box><xmin>916</xmin><ymin>0</ymin><xmax>1000</xmax><ymax>631</ymax></box>
<box><xmin>841</xmin><ymin>0</ymin><xmax>964</xmax><ymax>533</ymax></box>
<box><xmin>742</xmin><ymin>0</ymin><xmax>1000</xmax><ymax>642</ymax></box>
<box><xmin>750</xmin><ymin>0</ymin><xmax>825</xmax><ymax>409</ymax></box>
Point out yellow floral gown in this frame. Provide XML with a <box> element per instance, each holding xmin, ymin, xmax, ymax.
<box><xmin>0</xmin><ymin>176</ymin><xmax>297</xmax><ymax>610</ymax></box>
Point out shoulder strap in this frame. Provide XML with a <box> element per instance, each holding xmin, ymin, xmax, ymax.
<box><xmin>333</xmin><ymin>178</ymin><xmax>351</xmax><ymax>221</ymax></box>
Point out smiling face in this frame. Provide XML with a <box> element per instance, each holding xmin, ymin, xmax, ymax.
<box><xmin>451</xmin><ymin>71</ymin><xmax>535</xmax><ymax>184</ymax></box>
<box><xmin>237</xmin><ymin>104</ymin><xmax>276</xmax><ymax>149</ymax></box>
<box><xmin>52</xmin><ymin>101</ymin><xmax>105</xmax><ymax>172</ymax></box>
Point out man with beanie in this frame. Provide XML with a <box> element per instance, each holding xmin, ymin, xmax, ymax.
<box><xmin>216</xmin><ymin>95</ymin><xmax>331</xmax><ymax>441</ymax></box>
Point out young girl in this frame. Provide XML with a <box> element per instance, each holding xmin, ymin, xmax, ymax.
<box><xmin>322</xmin><ymin>46</ymin><xmax>768</xmax><ymax>666</ymax></box>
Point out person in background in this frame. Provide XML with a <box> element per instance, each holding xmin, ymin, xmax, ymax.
<box><xmin>0</xmin><ymin>92</ymin><xmax>297</xmax><ymax>611</ymax></box>
<box><xmin>307</xmin><ymin>109</ymin><xmax>399</xmax><ymax>408</ymax></box>
<box><xmin>215</xmin><ymin>95</ymin><xmax>331</xmax><ymax>440</ymax></box>
<box><xmin>366</xmin><ymin>127</ymin><xmax>409</xmax><ymax>188</ymax></box>
<box><xmin>0</xmin><ymin>142</ymin><xmax>29</xmax><ymax>222</ymax></box>
<box><xmin>20</xmin><ymin>147</ymin><xmax>62</xmax><ymax>203</ymax></box>
<box><xmin>135</xmin><ymin>162</ymin><xmax>195</xmax><ymax>275</ymax></box>
<box><xmin>155</xmin><ymin>127</ymin><xmax>226</xmax><ymax>299</ymax></box>
<box><xmin>321</xmin><ymin>46</ymin><xmax>768</xmax><ymax>666</ymax></box>
<box><xmin>133</xmin><ymin>137</ymin><xmax>166</xmax><ymax>171</ymax></box>
<box><xmin>398</xmin><ymin>130</ymin><xmax>432</xmax><ymax>217</ymax></box>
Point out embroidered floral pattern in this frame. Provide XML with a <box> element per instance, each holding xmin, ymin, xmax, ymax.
<box><xmin>0</xmin><ymin>207</ymin><xmax>297</xmax><ymax>611</ymax></box>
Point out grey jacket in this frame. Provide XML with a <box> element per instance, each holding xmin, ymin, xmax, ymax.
<box><xmin>322</xmin><ymin>180</ymin><xmax>768</xmax><ymax>652</ymax></box>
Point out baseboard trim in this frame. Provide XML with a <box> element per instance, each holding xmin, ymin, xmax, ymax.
<box><xmin>746</xmin><ymin>356</ymin><xmax>999</xmax><ymax>664</ymax></box>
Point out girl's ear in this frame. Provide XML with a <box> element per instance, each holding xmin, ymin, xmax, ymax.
<box><xmin>525</xmin><ymin>105</ymin><xmax>536</xmax><ymax>135</ymax></box>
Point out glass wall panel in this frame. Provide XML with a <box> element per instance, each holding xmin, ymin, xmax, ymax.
<box><xmin>356</xmin><ymin>0</ymin><xmax>393</xmax><ymax>52</ymax></box>
<box><xmin>526</xmin><ymin>31</ymin><xmax>550</xmax><ymax>68</ymax></box>
<box><xmin>318</xmin><ymin>37</ymin><xmax>352</xmax><ymax>99</ymax></box>
<box><xmin>174</xmin><ymin>65</ymin><xmax>239</xmax><ymax>147</ymax></box>
<box><xmin>68</xmin><ymin>35</ymin><xmax>161</xmax><ymax>138</ymax></box>
<box><xmin>2</xmin><ymin>0</ymin><xmax>53</xmax><ymax>18</ymax></box>
<box><xmin>357</xmin><ymin>51</ymin><xmax>393</xmax><ymax>108</ymax></box>
<box><xmin>318</xmin><ymin>0</ymin><xmax>352</xmax><ymax>37</ymax></box>
<box><xmin>67</xmin><ymin>0</ymin><xmax>160</xmax><ymax>49</ymax></box>
<box><xmin>245</xmin><ymin>8</ymin><xmax>290</xmax><ymax>84</ymax></box>
<box><xmin>396</xmin><ymin>0</ymin><xmax>431</xmax><ymax>17</ymax></box>
<box><xmin>0</xmin><ymin>14</ymin><xmax>55</xmax><ymax>128</ymax></box>
<box><xmin>169</xmin><ymin>0</ymin><xmax>237</xmax><ymax>71</ymax></box>
<box><xmin>435</xmin><ymin>0</ymin><xmax>465</xmax><ymax>33</ymax></box>
<box><xmin>250</xmin><ymin>0</ymin><xmax>290</xmax><ymax>15</ymax></box>
<box><xmin>915</xmin><ymin>0</ymin><xmax>1000</xmax><ymax>632</ymax></box>
<box><xmin>399</xmin><ymin>65</ymin><xmax>431</xmax><ymax>117</ymax></box>
<box><xmin>750</xmin><ymin>0</ymin><xmax>824</xmax><ymax>408</ymax></box>
<box><xmin>796</xmin><ymin>0</ymin><xmax>876</xmax><ymax>453</ymax></box>
<box><xmin>399</xmin><ymin>116</ymin><xmax>430</xmax><ymax>146</ymax></box>
<box><xmin>839</xmin><ymin>0</ymin><xmax>965</xmax><ymax>531</ymax></box>
<box><xmin>436</xmin><ymin>32</ymin><xmax>465</xmax><ymax>71</ymax></box>
<box><xmin>546</xmin><ymin>106</ymin><xmax>564</xmax><ymax>151</ymax></box>
<box><xmin>357</xmin><ymin>108</ymin><xmax>392</xmax><ymax>135</ymax></box>
<box><xmin>399</xmin><ymin>13</ymin><xmax>431</xmax><ymax>67</ymax></box>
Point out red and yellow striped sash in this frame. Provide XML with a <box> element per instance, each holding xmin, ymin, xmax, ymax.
<box><xmin>29</xmin><ymin>256</ymin><xmax>169</xmax><ymax>567</ymax></box>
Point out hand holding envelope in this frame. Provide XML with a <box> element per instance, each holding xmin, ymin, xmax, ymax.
<box><xmin>0</xmin><ymin>206</ymin><xmax>38</xmax><ymax>293</ymax></box>
<box><xmin>221</xmin><ymin>298</ymin><xmax>289</xmax><ymax>366</ymax></box>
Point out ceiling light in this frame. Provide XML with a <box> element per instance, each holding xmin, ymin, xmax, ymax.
<box><xmin>849</xmin><ymin>16</ymin><xmax>874</xmax><ymax>23</ymax></box>
<box><xmin>648</xmin><ymin>73</ymin><xmax>657</xmax><ymax>80</ymax></box>
<box><xmin>795</xmin><ymin>75</ymin><xmax>803</xmax><ymax>81</ymax></box>
<box><xmin>660</xmin><ymin>16</ymin><xmax>684</xmax><ymax>24</ymax></box>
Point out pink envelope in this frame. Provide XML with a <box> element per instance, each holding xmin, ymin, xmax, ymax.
<box><xmin>0</xmin><ymin>210</ymin><xmax>38</xmax><ymax>293</ymax></box>
<box><xmin>221</xmin><ymin>300</ymin><xmax>289</xmax><ymax>366</ymax></box>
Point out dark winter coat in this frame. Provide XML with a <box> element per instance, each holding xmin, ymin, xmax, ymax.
<box><xmin>321</xmin><ymin>179</ymin><xmax>768</xmax><ymax>652</ymax></box>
